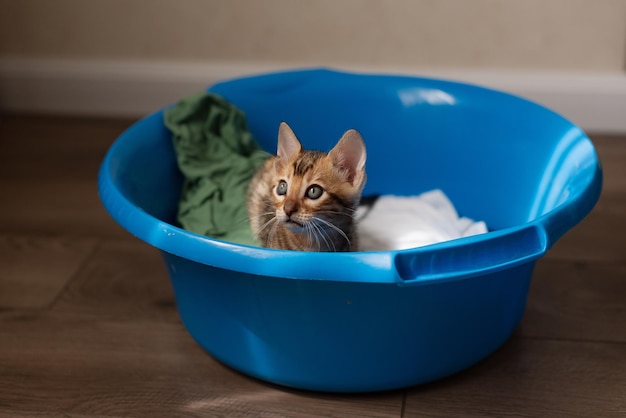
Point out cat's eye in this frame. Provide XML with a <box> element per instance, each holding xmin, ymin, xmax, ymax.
<box><xmin>306</xmin><ymin>184</ymin><xmax>324</xmax><ymax>200</ymax></box>
<box><xmin>276</xmin><ymin>180</ymin><xmax>288</xmax><ymax>196</ymax></box>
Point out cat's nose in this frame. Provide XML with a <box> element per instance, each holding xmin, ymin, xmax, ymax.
<box><xmin>284</xmin><ymin>200</ymin><xmax>298</xmax><ymax>217</ymax></box>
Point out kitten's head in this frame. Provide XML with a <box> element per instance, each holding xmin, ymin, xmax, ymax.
<box><xmin>271</xmin><ymin>122</ymin><xmax>367</xmax><ymax>240</ymax></box>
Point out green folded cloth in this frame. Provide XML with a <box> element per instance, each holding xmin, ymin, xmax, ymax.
<box><xmin>164</xmin><ymin>92</ymin><xmax>270</xmax><ymax>246</ymax></box>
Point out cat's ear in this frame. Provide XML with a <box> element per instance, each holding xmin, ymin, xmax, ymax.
<box><xmin>275</xmin><ymin>122</ymin><xmax>302</xmax><ymax>172</ymax></box>
<box><xmin>277</xmin><ymin>122</ymin><xmax>302</xmax><ymax>161</ymax></box>
<box><xmin>329</xmin><ymin>129</ymin><xmax>367</xmax><ymax>186</ymax></box>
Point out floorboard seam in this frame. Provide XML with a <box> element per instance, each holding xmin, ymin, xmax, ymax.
<box><xmin>45</xmin><ymin>238</ymin><xmax>104</xmax><ymax>311</ymax></box>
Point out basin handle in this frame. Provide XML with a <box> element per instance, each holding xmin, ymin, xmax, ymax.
<box><xmin>394</xmin><ymin>225</ymin><xmax>548</xmax><ymax>286</ymax></box>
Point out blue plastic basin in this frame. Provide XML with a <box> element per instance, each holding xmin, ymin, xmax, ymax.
<box><xmin>98</xmin><ymin>69</ymin><xmax>602</xmax><ymax>392</ymax></box>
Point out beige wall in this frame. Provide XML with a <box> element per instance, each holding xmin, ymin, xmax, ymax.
<box><xmin>1</xmin><ymin>0</ymin><xmax>625</xmax><ymax>72</ymax></box>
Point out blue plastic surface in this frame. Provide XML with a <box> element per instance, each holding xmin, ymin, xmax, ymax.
<box><xmin>98</xmin><ymin>69</ymin><xmax>602</xmax><ymax>392</ymax></box>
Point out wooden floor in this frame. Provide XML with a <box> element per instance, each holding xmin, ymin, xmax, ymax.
<box><xmin>0</xmin><ymin>113</ymin><xmax>624</xmax><ymax>417</ymax></box>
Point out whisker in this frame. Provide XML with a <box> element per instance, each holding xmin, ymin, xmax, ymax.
<box><xmin>232</xmin><ymin>215</ymin><xmax>251</xmax><ymax>228</ymax></box>
<box><xmin>248</xmin><ymin>210</ymin><xmax>276</xmax><ymax>227</ymax></box>
<box><xmin>267</xmin><ymin>219</ymin><xmax>280</xmax><ymax>248</ymax></box>
<box><xmin>254</xmin><ymin>216</ymin><xmax>278</xmax><ymax>240</ymax></box>
<box><xmin>310</xmin><ymin>221</ymin><xmax>331</xmax><ymax>252</ymax></box>
<box><xmin>306</xmin><ymin>223</ymin><xmax>319</xmax><ymax>251</ymax></box>
<box><xmin>313</xmin><ymin>217</ymin><xmax>351</xmax><ymax>250</ymax></box>
<box><xmin>324</xmin><ymin>222</ymin><xmax>338</xmax><ymax>252</ymax></box>
<box><xmin>318</xmin><ymin>222</ymin><xmax>336</xmax><ymax>252</ymax></box>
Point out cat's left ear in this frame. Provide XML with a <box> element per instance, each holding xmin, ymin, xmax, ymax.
<box><xmin>329</xmin><ymin>129</ymin><xmax>367</xmax><ymax>186</ymax></box>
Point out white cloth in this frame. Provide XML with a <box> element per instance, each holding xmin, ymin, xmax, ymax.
<box><xmin>357</xmin><ymin>190</ymin><xmax>488</xmax><ymax>251</ymax></box>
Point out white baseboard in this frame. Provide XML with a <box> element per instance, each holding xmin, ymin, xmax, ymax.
<box><xmin>1</xmin><ymin>58</ymin><xmax>625</xmax><ymax>133</ymax></box>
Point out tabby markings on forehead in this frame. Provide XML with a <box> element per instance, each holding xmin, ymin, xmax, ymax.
<box><xmin>292</xmin><ymin>152</ymin><xmax>324</xmax><ymax>176</ymax></box>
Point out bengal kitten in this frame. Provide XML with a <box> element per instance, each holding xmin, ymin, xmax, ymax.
<box><xmin>247</xmin><ymin>122</ymin><xmax>367</xmax><ymax>252</ymax></box>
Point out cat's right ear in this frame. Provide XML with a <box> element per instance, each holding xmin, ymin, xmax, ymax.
<box><xmin>277</xmin><ymin>122</ymin><xmax>302</xmax><ymax>161</ymax></box>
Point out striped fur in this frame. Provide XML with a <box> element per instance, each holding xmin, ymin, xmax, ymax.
<box><xmin>247</xmin><ymin>123</ymin><xmax>366</xmax><ymax>252</ymax></box>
